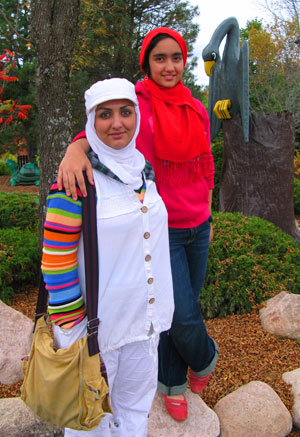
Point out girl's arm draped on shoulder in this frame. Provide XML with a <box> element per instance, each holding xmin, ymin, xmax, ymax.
<box><xmin>57</xmin><ymin>136</ymin><xmax>92</xmax><ymax>200</ymax></box>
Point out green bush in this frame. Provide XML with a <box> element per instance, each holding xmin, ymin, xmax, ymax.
<box><xmin>201</xmin><ymin>212</ymin><xmax>300</xmax><ymax>319</ymax></box>
<box><xmin>0</xmin><ymin>192</ymin><xmax>38</xmax><ymax>230</ymax></box>
<box><xmin>294</xmin><ymin>178</ymin><xmax>300</xmax><ymax>216</ymax></box>
<box><xmin>211</xmin><ymin>133</ymin><xmax>224</xmax><ymax>212</ymax></box>
<box><xmin>0</xmin><ymin>227</ymin><xmax>39</xmax><ymax>302</ymax></box>
<box><xmin>0</xmin><ymin>160</ymin><xmax>11</xmax><ymax>176</ymax></box>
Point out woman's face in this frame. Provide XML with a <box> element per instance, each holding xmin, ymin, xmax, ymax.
<box><xmin>94</xmin><ymin>99</ymin><xmax>136</xmax><ymax>150</ymax></box>
<box><xmin>148</xmin><ymin>37</ymin><xmax>184</xmax><ymax>88</ymax></box>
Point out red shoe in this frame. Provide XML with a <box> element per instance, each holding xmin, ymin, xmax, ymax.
<box><xmin>162</xmin><ymin>393</ymin><xmax>188</xmax><ymax>421</ymax></box>
<box><xmin>188</xmin><ymin>369</ymin><xmax>210</xmax><ymax>394</ymax></box>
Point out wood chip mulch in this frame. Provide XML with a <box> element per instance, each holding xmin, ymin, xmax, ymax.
<box><xmin>0</xmin><ymin>175</ymin><xmax>39</xmax><ymax>194</ymax></box>
<box><xmin>1</xmin><ymin>288</ymin><xmax>299</xmax><ymax>435</ymax></box>
<box><xmin>203</xmin><ymin>308</ymin><xmax>300</xmax><ymax>436</ymax></box>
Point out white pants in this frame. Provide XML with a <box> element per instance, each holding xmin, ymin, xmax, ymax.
<box><xmin>53</xmin><ymin>324</ymin><xmax>158</xmax><ymax>437</ymax></box>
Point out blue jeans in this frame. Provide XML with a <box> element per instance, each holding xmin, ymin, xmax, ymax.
<box><xmin>158</xmin><ymin>219</ymin><xmax>219</xmax><ymax>395</ymax></box>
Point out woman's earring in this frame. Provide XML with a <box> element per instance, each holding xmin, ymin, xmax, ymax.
<box><xmin>144</xmin><ymin>73</ymin><xmax>148</xmax><ymax>80</ymax></box>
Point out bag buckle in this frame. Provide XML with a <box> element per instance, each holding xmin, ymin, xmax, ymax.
<box><xmin>87</xmin><ymin>318</ymin><xmax>100</xmax><ymax>336</ymax></box>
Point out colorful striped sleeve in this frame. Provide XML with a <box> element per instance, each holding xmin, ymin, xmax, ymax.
<box><xmin>41</xmin><ymin>181</ymin><xmax>86</xmax><ymax>329</ymax></box>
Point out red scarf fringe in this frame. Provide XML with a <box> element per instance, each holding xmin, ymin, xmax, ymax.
<box><xmin>155</xmin><ymin>152</ymin><xmax>214</xmax><ymax>187</ymax></box>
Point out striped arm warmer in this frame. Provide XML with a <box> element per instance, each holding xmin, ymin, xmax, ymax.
<box><xmin>41</xmin><ymin>182</ymin><xmax>87</xmax><ymax>329</ymax></box>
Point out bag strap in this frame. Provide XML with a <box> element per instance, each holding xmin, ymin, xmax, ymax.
<box><xmin>34</xmin><ymin>273</ymin><xmax>48</xmax><ymax>329</ymax></box>
<box><xmin>81</xmin><ymin>171</ymin><xmax>100</xmax><ymax>356</ymax></box>
<box><xmin>34</xmin><ymin>172</ymin><xmax>100</xmax><ymax>357</ymax></box>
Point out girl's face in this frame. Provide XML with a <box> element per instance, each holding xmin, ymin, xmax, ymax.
<box><xmin>94</xmin><ymin>99</ymin><xmax>136</xmax><ymax>150</ymax></box>
<box><xmin>148</xmin><ymin>37</ymin><xmax>184</xmax><ymax>88</ymax></box>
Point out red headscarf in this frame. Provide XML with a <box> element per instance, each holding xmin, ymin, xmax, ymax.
<box><xmin>140</xmin><ymin>27</ymin><xmax>188</xmax><ymax>72</ymax></box>
<box><xmin>139</xmin><ymin>27</ymin><xmax>213</xmax><ymax>187</ymax></box>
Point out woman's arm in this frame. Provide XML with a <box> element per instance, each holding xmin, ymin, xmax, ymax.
<box><xmin>41</xmin><ymin>181</ymin><xmax>86</xmax><ymax>328</ymax></box>
<box><xmin>57</xmin><ymin>137</ymin><xmax>92</xmax><ymax>200</ymax></box>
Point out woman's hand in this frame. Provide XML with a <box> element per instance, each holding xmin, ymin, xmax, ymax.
<box><xmin>57</xmin><ymin>139</ymin><xmax>93</xmax><ymax>200</ymax></box>
<box><xmin>209</xmin><ymin>225</ymin><xmax>213</xmax><ymax>242</ymax></box>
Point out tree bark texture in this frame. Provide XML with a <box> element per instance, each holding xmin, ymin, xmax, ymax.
<box><xmin>220</xmin><ymin>111</ymin><xmax>300</xmax><ymax>244</ymax></box>
<box><xmin>30</xmin><ymin>0</ymin><xmax>80</xmax><ymax>251</ymax></box>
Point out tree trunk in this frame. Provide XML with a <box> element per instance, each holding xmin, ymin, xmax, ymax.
<box><xmin>30</xmin><ymin>0</ymin><xmax>80</xmax><ymax>251</ymax></box>
<box><xmin>220</xmin><ymin>111</ymin><xmax>300</xmax><ymax>244</ymax></box>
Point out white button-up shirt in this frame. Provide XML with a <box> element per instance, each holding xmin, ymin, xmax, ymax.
<box><xmin>77</xmin><ymin>170</ymin><xmax>174</xmax><ymax>354</ymax></box>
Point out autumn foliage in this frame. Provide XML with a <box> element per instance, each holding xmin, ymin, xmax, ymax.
<box><xmin>244</xmin><ymin>18</ymin><xmax>300</xmax><ymax>116</ymax></box>
<box><xmin>0</xmin><ymin>49</ymin><xmax>32</xmax><ymax>128</ymax></box>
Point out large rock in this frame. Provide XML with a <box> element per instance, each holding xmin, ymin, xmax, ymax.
<box><xmin>147</xmin><ymin>390</ymin><xmax>220</xmax><ymax>437</ymax></box>
<box><xmin>0</xmin><ymin>397</ymin><xmax>63</xmax><ymax>436</ymax></box>
<box><xmin>214</xmin><ymin>381</ymin><xmax>292</xmax><ymax>437</ymax></box>
<box><xmin>259</xmin><ymin>292</ymin><xmax>300</xmax><ymax>339</ymax></box>
<box><xmin>283</xmin><ymin>368</ymin><xmax>300</xmax><ymax>429</ymax></box>
<box><xmin>0</xmin><ymin>300</ymin><xmax>33</xmax><ymax>384</ymax></box>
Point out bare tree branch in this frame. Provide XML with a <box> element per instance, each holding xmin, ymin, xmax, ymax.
<box><xmin>0</xmin><ymin>8</ymin><xmax>30</xmax><ymax>42</ymax></box>
<box><xmin>261</xmin><ymin>0</ymin><xmax>300</xmax><ymax>27</ymax></box>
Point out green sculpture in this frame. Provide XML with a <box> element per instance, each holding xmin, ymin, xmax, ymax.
<box><xmin>202</xmin><ymin>17</ymin><xmax>249</xmax><ymax>143</ymax></box>
<box><xmin>6</xmin><ymin>159</ymin><xmax>40</xmax><ymax>186</ymax></box>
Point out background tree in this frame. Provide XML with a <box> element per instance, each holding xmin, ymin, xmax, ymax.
<box><xmin>30</xmin><ymin>0</ymin><xmax>80</xmax><ymax>249</ymax></box>
<box><xmin>71</xmin><ymin>0</ymin><xmax>203</xmax><ymax>133</ymax></box>
<box><xmin>1</xmin><ymin>0</ymin><xmax>205</xmax><ymax>153</ymax></box>
<box><xmin>263</xmin><ymin>0</ymin><xmax>300</xmax><ymax>24</ymax></box>
<box><xmin>241</xmin><ymin>15</ymin><xmax>300</xmax><ymax>151</ymax></box>
<box><xmin>0</xmin><ymin>0</ymin><xmax>38</xmax><ymax>159</ymax></box>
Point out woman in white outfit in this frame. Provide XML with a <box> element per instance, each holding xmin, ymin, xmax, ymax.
<box><xmin>41</xmin><ymin>78</ymin><xmax>174</xmax><ymax>437</ymax></box>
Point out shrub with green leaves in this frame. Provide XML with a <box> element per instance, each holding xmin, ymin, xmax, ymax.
<box><xmin>294</xmin><ymin>178</ymin><xmax>300</xmax><ymax>216</ymax></box>
<box><xmin>0</xmin><ymin>227</ymin><xmax>39</xmax><ymax>302</ymax></box>
<box><xmin>0</xmin><ymin>160</ymin><xmax>11</xmax><ymax>175</ymax></box>
<box><xmin>0</xmin><ymin>192</ymin><xmax>38</xmax><ymax>230</ymax></box>
<box><xmin>201</xmin><ymin>212</ymin><xmax>300</xmax><ymax>319</ymax></box>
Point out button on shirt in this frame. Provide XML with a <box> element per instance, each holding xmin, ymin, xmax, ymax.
<box><xmin>77</xmin><ymin>170</ymin><xmax>174</xmax><ymax>354</ymax></box>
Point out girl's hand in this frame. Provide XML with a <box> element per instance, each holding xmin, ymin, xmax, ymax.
<box><xmin>57</xmin><ymin>139</ymin><xmax>93</xmax><ymax>200</ymax></box>
<box><xmin>209</xmin><ymin>225</ymin><xmax>213</xmax><ymax>242</ymax></box>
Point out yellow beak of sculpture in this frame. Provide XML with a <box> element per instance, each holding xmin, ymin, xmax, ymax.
<box><xmin>204</xmin><ymin>60</ymin><xmax>216</xmax><ymax>77</ymax></box>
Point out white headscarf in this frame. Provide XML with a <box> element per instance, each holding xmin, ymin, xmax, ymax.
<box><xmin>85</xmin><ymin>78</ymin><xmax>145</xmax><ymax>190</ymax></box>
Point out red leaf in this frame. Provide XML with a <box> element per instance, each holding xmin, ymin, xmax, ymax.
<box><xmin>4</xmin><ymin>115</ymin><xmax>13</xmax><ymax>125</ymax></box>
<box><xmin>4</xmin><ymin>49</ymin><xmax>14</xmax><ymax>57</ymax></box>
<box><xmin>16</xmin><ymin>104</ymin><xmax>32</xmax><ymax>111</ymax></box>
<box><xmin>18</xmin><ymin>112</ymin><xmax>27</xmax><ymax>120</ymax></box>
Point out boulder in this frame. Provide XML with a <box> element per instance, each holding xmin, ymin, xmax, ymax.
<box><xmin>283</xmin><ymin>368</ymin><xmax>300</xmax><ymax>429</ymax></box>
<box><xmin>147</xmin><ymin>390</ymin><xmax>220</xmax><ymax>437</ymax></box>
<box><xmin>214</xmin><ymin>381</ymin><xmax>292</xmax><ymax>437</ymax></box>
<box><xmin>0</xmin><ymin>300</ymin><xmax>33</xmax><ymax>384</ymax></box>
<box><xmin>0</xmin><ymin>397</ymin><xmax>63</xmax><ymax>436</ymax></box>
<box><xmin>259</xmin><ymin>292</ymin><xmax>300</xmax><ymax>339</ymax></box>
